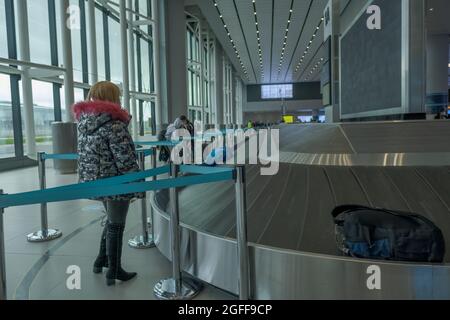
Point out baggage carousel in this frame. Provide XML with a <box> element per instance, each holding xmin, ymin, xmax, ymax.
<box><xmin>150</xmin><ymin>121</ymin><xmax>450</xmax><ymax>299</ymax></box>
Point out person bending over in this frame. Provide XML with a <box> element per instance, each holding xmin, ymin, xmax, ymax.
<box><xmin>165</xmin><ymin>115</ymin><xmax>194</xmax><ymax>140</ymax></box>
<box><xmin>72</xmin><ymin>81</ymin><xmax>140</xmax><ymax>286</ymax></box>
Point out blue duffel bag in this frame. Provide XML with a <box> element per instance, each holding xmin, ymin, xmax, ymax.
<box><xmin>332</xmin><ymin>205</ymin><xmax>445</xmax><ymax>263</ymax></box>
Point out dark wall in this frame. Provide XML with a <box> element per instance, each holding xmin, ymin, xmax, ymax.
<box><xmin>340</xmin><ymin>0</ymin><xmax>402</xmax><ymax>116</ymax></box>
<box><xmin>246</xmin><ymin>82</ymin><xmax>322</xmax><ymax>102</ymax></box>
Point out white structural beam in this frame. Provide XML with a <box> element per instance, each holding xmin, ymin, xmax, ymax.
<box><xmin>151</xmin><ymin>0</ymin><xmax>162</xmax><ymax>130</ymax></box>
<box><xmin>127</xmin><ymin>0</ymin><xmax>138</xmax><ymax>138</ymax></box>
<box><xmin>59</xmin><ymin>0</ymin><xmax>75</xmax><ymax>122</ymax></box>
<box><xmin>16</xmin><ymin>0</ymin><xmax>36</xmax><ymax>157</ymax></box>
<box><xmin>119</xmin><ymin>0</ymin><xmax>130</xmax><ymax>112</ymax></box>
<box><xmin>87</xmin><ymin>0</ymin><xmax>98</xmax><ymax>84</ymax></box>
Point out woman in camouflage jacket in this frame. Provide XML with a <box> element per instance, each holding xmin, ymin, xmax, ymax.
<box><xmin>72</xmin><ymin>81</ymin><xmax>138</xmax><ymax>286</ymax></box>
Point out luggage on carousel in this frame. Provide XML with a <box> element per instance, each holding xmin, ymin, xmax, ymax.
<box><xmin>332</xmin><ymin>205</ymin><xmax>445</xmax><ymax>263</ymax></box>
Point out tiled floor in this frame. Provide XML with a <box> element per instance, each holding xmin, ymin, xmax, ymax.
<box><xmin>0</xmin><ymin>164</ymin><xmax>235</xmax><ymax>300</ymax></box>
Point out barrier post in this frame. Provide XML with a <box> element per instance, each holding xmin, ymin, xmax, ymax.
<box><xmin>148</xmin><ymin>147</ymin><xmax>157</xmax><ymax>238</ymax></box>
<box><xmin>128</xmin><ymin>151</ymin><xmax>155</xmax><ymax>249</ymax></box>
<box><xmin>235</xmin><ymin>165</ymin><xmax>250</xmax><ymax>300</ymax></box>
<box><xmin>154</xmin><ymin>162</ymin><xmax>201</xmax><ymax>300</ymax></box>
<box><xmin>0</xmin><ymin>190</ymin><xmax>6</xmax><ymax>300</ymax></box>
<box><xmin>27</xmin><ymin>152</ymin><xmax>62</xmax><ymax>242</ymax></box>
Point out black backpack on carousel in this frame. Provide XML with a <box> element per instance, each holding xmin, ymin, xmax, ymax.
<box><xmin>332</xmin><ymin>205</ymin><xmax>445</xmax><ymax>263</ymax></box>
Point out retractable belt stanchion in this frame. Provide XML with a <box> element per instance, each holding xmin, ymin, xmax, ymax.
<box><xmin>148</xmin><ymin>147</ymin><xmax>157</xmax><ymax>239</ymax></box>
<box><xmin>154</xmin><ymin>162</ymin><xmax>201</xmax><ymax>300</ymax></box>
<box><xmin>0</xmin><ymin>190</ymin><xmax>6</xmax><ymax>300</ymax></box>
<box><xmin>128</xmin><ymin>151</ymin><xmax>155</xmax><ymax>249</ymax></box>
<box><xmin>235</xmin><ymin>165</ymin><xmax>250</xmax><ymax>300</ymax></box>
<box><xmin>27</xmin><ymin>152</ymin><xmax>62</xmax><ymax>242</ymax></box>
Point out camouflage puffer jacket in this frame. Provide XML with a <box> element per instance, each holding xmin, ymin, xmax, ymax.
<box><xmin>72</xmin><ymin>100</ymin><xmax>141</xmax><ymax>201</ymax></box>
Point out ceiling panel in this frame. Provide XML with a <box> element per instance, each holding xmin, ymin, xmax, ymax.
<box><xmin>234</xmin><ymin>0</ymin><xmax>259</xmax><ymax>81</ymax></box>
<box><xmin>196</xmin><ymin>0</ymin><xmax>329</xmax><ymax>84</ymax></box>
<box><xmin>279</xmin><ymin>0</ymin><xmax>314</xmax><ymax>83</ymax></box>
<box><xmin>217</xmin><ymin>0</ymin><xmax>256</xmax><ymax>82</ymax></box>
<box><xmin>270</xmin><ymin>0</ymin><xmax>293</xmax><ymax>83</ymax></box>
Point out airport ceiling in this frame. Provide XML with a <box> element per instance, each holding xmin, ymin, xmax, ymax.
<box><xmin>187</xmin><ymin>0</ymin><xmax>328</xmax><ymax>85</ymax></box>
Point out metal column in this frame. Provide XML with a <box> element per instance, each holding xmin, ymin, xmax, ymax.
<box><xmin>148</xmin><ymin>148</ymin><xmax>157</xmax><ymax>240</ymax></box>
<box><xmin>207</xmin><ymin>30</ymin><xmax>212</xmax><ymax>126</ymax></box>
<box><xmin>16</xmin><ymin>0</ymin><xmax>36</xmax><ymax>157</ymax></box>
<box><xmin>151</xmin><ymin>0</ymin><xmax>162</xmax><ymax>131</ymax></box>
<box><xmin>0</xmin><ymin>190</ymin><xmax>6</xmax><ymax>300</ymax></box>
<box><xmin>59</xmin><ymin>0</ymin><xmax>75</xmax><ymax>122</ymax></box>
<box><xmin>119</xmin><ymin>0</ymin><xmax>130</xmax><ymax>112</ymax></box>
<box><xmin>235</xmin><ymin>166</ymin><xmax>250</xmax><ymax>300</ymax></box>
<box><xmin>199</xmin><ymin>21</ymin><xmax>205</xmax><ymax>128</ymax></box>
<box><xmin>128</xmin><ymin>151</ymin><xmax>155</xmax><ymax>249</ymax></box>
<box><xmin>154</xmin><ymin>163</ymin><xmax>201</xmax><ymax>300</ymax></box>
<box><xmin>27</xmin><ymin>153</ymin><xmax>62</xmax><ymax>242</ymax></box>
<box><xmin>127</xmin><ymin>0</ymin><xmax>138</xmax><ymax>138</ymax></box>
<box><xmin>87</xmin><ymin>0</ymin><xmax>98</xmax><ymax>84</ymax></box>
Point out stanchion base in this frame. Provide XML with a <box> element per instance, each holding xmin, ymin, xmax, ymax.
<box><xmin>154</xmin><ymin>278</ymin><xmax>202</xmax><ymax>300</ymax></box>
<box><xmin>128</xmin><ymin>235</ymin><xmax>155</xmax><ymax>249</ymax></box>
<box><xmin>27</xmin><ymin>229</ymin><xmax>62</xmax><ymax>242</ymax></box>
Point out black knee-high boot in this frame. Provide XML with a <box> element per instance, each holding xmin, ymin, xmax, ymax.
<box><xmin>93</xmin><ymin>222</ymin><xmax>108</xmax><ymax>273</ymax></box>
<box><xmin>106</xmin><ymin>223</ymin><xmax>137</xmax><ymax>286</ymax></box>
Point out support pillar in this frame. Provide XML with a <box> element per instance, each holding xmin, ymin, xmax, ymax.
<box><xmin>16</xmin><ymin>0</ymin><xmax>36</xmax><ymax>157</ymax></box>
<box><xmin>160</xmin><ymin>0</ymin><xmax>187</xmax><ymax>123</ymax></box>
<box><xmin>119</xmin><ymin>0</ymin><xmax>130</xmax><ymax>113</ymax></box>
<box><xmin>127</xmin><ymin>0</ymin><xmax>138</xmax><ymax>138</ymax></box>
<box><xmin>214</xmin><ymin>41</ymin><xmax>224</xmax><ymax>128</ymax></box>
<box><xmin>87</xmin><ymin>0</ymin><xmax>98</xmax><ymax>85</ymax></box>
<box><xmin>59</xmin><ymin>0</ymin><xmax>75</xmax><ymax>122</ymax></box>
<box><xmin>322</xmin><ymin>0</ymin><xmax>340</xmax><ymax>123</ymax></box>
<box><xmin>152</xmin><ymin>0</ymin><xmax>163</xmax><ymax>131</ymax></box>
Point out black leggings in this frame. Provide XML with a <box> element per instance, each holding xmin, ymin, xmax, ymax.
<box><xmin>102</xmin><ymin>200</ymin><xmax>130</xmax><ymax>225</ymax></box>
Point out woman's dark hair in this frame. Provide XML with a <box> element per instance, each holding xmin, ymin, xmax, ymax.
<box><xmin>179</xmin><ymin>115</ymin><xmax>188</xmax><ymax>121</ymax></box>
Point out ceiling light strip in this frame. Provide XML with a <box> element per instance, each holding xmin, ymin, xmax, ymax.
<box><xmin>212</xmin><ymin>0</ymin><xmax>249</xmax><ymax>80</ymax></box>
<box><xmin>252</xmin><ymin>0</ymin><xmax>264</xmax><ymax>81</ymax></box>
<box><xmin>277</xmin><ymin>0</ymin><xmax>294</xmax><ymax>79</ymax></box>
<box><xmin>298</xmin><ymin>37</ymin><xmax>325</xmax><ymax>81</ymax></box>
<box><xmin>304</xmin><ymin>57</ymin><xmax>324</xmax><ymax>81</ymax></box>
<box><xmin>294</xmin><ymin>17</ymin><xmax>324</xmax><ymax>75</ymax></box>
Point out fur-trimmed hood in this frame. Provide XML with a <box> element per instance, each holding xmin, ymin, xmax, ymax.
<box><xmin>72</xmin><ymin>100</ymin><xmax>131</xmax><ymax>134</ymax></box>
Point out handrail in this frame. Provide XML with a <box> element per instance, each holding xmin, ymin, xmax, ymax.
<box><xmin>0</xmin><ymin>146</ymin><xmax>251</xmax><ymax>300</ymax></box>
<box><xmin>0</xmin><ymin>167</ymin><xmax>233</xmax><ymax>209</ymax></box>
<box><xmin>42</xmin><ymin>149</ymin><xmax>153</xmax><ymax>160</ymax></box>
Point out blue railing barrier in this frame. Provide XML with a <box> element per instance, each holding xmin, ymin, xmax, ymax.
<box><xmin>42</xmin><ymin>153</ymin><xmax>79</xmax><ymax>160</ymax></box>
<box><xmin>0</xmin><ymin>158</ymin><xmax>249</xmax><ymax>301</ymax></box>
<box><xmin>42</xmin><ymin>149</ymin><xmax>153</xmax><ymax>161</ymax></box>
<box><xmin>0</xmin><ymin>165</ymin><xmax>234</xmax><ymax>209</ymax></box>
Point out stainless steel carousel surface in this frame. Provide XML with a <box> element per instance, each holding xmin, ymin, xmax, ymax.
<box><xmin>150</xmin><ymin>121</ymin><xmax>450</xmax><ymax>299</ymax></box>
